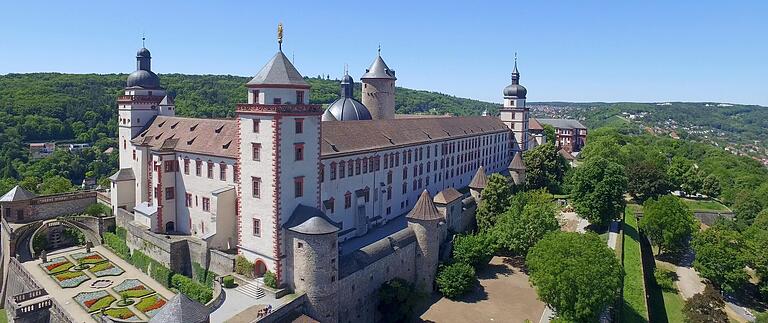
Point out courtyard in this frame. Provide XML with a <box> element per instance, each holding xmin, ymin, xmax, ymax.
<box><xmin>23</xmin><ymin>245</ymin><xmax>176</xmax><ymax>322</ymax></box>
<box><xmin>419</xmin><ymin>256</ymin><xmax>545</xmax><ymax>323</ymax></box>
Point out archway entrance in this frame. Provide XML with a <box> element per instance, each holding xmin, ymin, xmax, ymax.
<box><xmin>254</xmin><ymin>259</ymin><xmax>267</xmax><ymax>277</ymax></box>
<box><xmin>165</xmin><ymin>221</ymin><xmax>175</xmax><ymax>232</ymax></box>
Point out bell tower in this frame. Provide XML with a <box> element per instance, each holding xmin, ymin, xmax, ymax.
<box><xmin>499</xmin><ymin>54</ymin><xmax>529</xmax><ymax>152</ymax></box>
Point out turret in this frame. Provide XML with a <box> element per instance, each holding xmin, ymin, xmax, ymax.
<box><xmin>407</xmin><ymin>190</ymin><xmax>444</xmax><ymax>292</ymax></box>
<box><xmin>361</xmin><ymin>47</ymin><xmax>396</xmax><ymax>120</ymax></box>
<box><xmin>468</xmin><ymin>166</ymin><xmax>488</xmax><ymax>202</ymax></box>
<box><xmin>508</xmin><ymin>152</ymin><xmax>526</xmax><ymax>186</ymax></box>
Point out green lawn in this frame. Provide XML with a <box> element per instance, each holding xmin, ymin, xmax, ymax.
<box><xmin>647</xmin><ymin>262</ymin><xmax>685</xmax><ymax>323</ymax></box>
<box><xmin>681</xmin><ymin>198</ymin><xmax>729</xmax><ymax>212</ymax></box>
<box><xmin>622</xmin><ymin>204</ymin><xmax>650</xmax><ymax>322</ymax></box>
<box><xmin>0</xmin><ymin>309</ymin><xmax>7</xmax><ymax>323</ymax></box>
<box><xmin>661</xmin><ymin>290</ymin><xmax>685</xmax><ymax>322</ymax></box>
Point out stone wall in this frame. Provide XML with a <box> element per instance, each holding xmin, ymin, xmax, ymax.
<box><xmin>257</xmin><ymin>294</ymin><xmax>308</xmax><ymax>323</ymax></box>
<box><xmin>209</xmin><ymin>249</ymin><xmax>236</xmax><ymax>276</ymax></box>
<box><xmin>4</xmin><ymin>258</ymin><xmax>75</xmax><ymax>323</ymax></box>
<box><xmin>28</xmin><ymin>192</ymin><xmax>96</xmax><ymax>223</ymax></box>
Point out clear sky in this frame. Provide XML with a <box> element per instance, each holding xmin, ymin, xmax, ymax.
<box><xmin>1</xmin><ymin>1</ymin><xmax>766</xmax><ymax>105</ymax></box>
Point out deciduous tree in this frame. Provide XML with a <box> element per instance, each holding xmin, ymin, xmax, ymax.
<box><xmin>492</xmin><ymin>190</ymin><xmax>559</xmax><ymax>256</ymax></box>
<box><xmin>682</xmin><ymin>284</ymin><xmax>728</xmax><ymax>323</ymax></box>
<box><xmin>475</xmin><ymin>174</ymin><xmax>512</xmax><ymax>232</ymax></box>
<box><xmin>524</xmin><ymin>143</ymin><xmax>568</xmax><ymax>193</ymax></box>
<box><xmin>692</xmin><ymin>225</ymin><xmax>749</xmax><ymax>293</ymax></box>
<box><xmin>639</xmin><ymin>195</ymin><xmax>697</xmax><ymax>255</ymax></box>
<box><xmin>568</xmin><ymin>157</ymin><xmax>628</xmax><ymax>227</ymax></box>
<box><xmin>626</xmin><ymin>160</ymin><xmax>670</xmax><ymax>202</ymax></box>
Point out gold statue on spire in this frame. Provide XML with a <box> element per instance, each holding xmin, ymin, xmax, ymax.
<box><xmin>278</xmin><ymin>23</ymin><xmax>284</xmax><ymax>50</ymax></box>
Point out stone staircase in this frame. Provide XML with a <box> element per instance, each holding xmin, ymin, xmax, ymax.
<box><xmin>235</xmin><ymin>280</ymin><xmax>265</xmax><ymax>300</ymax></box>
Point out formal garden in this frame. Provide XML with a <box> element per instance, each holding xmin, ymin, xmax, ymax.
<box><xmin>72</xmin><ymin>278</ymin><xmax>168</xmax><ymax>321</ymax></box>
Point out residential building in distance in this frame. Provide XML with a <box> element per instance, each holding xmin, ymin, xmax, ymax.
<box><xmin>536</xmin><ymin>118</ymin><xmax>588</xmax><ymax>153</ymax></box>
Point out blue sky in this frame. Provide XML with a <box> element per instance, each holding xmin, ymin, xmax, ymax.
<box><xmin>1</xmin><ymin>1</ymin><xmax>766</xmax><ymax>105</ymax></box>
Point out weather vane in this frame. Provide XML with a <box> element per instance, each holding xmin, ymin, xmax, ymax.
<box><xmin>378</xmin><ymin>43</ymin><xmax>381</xmax><ymax>55</ymax></box>
<box><xmin>278</xmin><ymin>23</ymin><xmax>284</xmax><ymax>51</ymax></box>
<box><xmin>142</xmin><ymin>33</ymin><xmax>146</xmax><ymax>47</ymax></box>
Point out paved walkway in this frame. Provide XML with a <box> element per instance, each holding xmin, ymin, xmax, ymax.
<box><xmin>210</xmin><ymin>283</ymin><xmax>284</xmax><ymax>322</ymax></box>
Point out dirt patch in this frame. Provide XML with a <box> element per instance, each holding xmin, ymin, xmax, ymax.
<box><xmin>419</xmin><ymin>256</ymin><xmax>545</xmax><ymax>323</ymax></box>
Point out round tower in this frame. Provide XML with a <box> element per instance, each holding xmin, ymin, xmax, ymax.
<box><xmin>361</xmin><ymin>48</ymin><xmax>396</xmax><ymax>120</ymax></box>
<box><xmin>407</xmin><ymin>190</ymin><xmax>444</xmax><ymax>292</ymax></box>
<box><xmin>468</xmin><ymin>166</ymin><xmax>489</xmax><ymax>202</ymax></box>
<box><xmin>508</xmin><ymin>152</ymin><xmax>527</xmax><ymax>186</ymax></box>
<box><xmin>286</xmin><ymin>212</ymin><xmax>340</xmax><ymax>322</ymax></box>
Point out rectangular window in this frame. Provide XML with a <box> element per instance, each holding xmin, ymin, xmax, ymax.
<box><xmin>296</xmin><ymin>91</ymin><xmax>304</xmax><ymax>104</ymax></box>
<box><xmin>330</xmin><ymin>163</ymin><xmax>337</xmax><ymax>180</ymax></box>
<box><xmin>295</xmin><ymin>119</ymin><xmax>304</xmax><ymax>134</ymax></box>
<box><xmin>363</xmin><ymin>158</ymin><xmax>368</xmax><ymax>173</ymax></box>
<box><xmin>355</xmin><ymin>159</ymin><xmax>361</xmax><ymax>175</ymax></box>
<box><xmin>387</xmin><ymin>188</ymin><xmax>392</xmax><ymax>200</ymax></box>
<box><xmin>294</xmin><ymin>177</ymin><xmax>304</xmax><ymax>197</ymax></box>
<box><xmin>252</xmin><ymin>119</ymin><xmax>260</xmax><ymax>133</ymax></box>
<box><xmin>339</xmin><ymin>162</ymin><xmax>345</xmax><ymax>179</ymax></box>
<box><xmin>252</xmin><ymin>143</ymin><xmax>261</xmax><ymax>161</ymax></box>
<box><xmin>252</xmin><ymin>90</ymin><xmax>260</xmax><ymax>104</ymax></box>
<box><xmin>165</xmin><ymin>187</ymin><xmax>174</xmax><ymax>200</ymax></box>
<box><xmin>164</xmin><ymin>160</ymin><xmax>175</xmax><ymax>172</ymax></box>
<box><xmin>295</xmin><ymin>144</ymin><xmax>304</xmax><ymax>161</ymax></box>
<box><xmin>219</xmin><ymin>163</ymin><xmax>227</xmax><ymax>181</ymax></box>
<box><xmin>185</xmin><ymin>193</ymin><xmax>192</xmax><ymax>207</ymax></box>
<box><xmin>252</xmin><ymin>177</ymin><xmax>261</xmax><ymax>198</ymax></box>
<box><xmin>184</xmin><ymin>158</ymin><xmax>190</xmax><ymax>174</ymax></box>
<box><xmin>207</xmin><ymin>162</ymin><xmax>214</xmax><ymax>179</ymax></box>
<box><xmin>253</xmin><ymin>219</ymin><xmax>261</xmax><ymax>237</ymax></box>
<box><xmin>273</xmin><ymin>98</ymin><xmax>282</xmax><ymax>104</ymax></box>
<box><xmin>195</xmin><ymin>160</ymin><xmax>202</xmax><ymax>176</ymax></box>
<box><xmin>202</xmin><ymin>197</ymin><xmax>210</xmax><ymax>212</ymax></box>
<box><xmin>347</xmin><ymin>161</ymin><xmax>354</xmax><ymax>177</ymax></box>
<box><xmin>345</xmin><ymin>193</ymin><xmax>352</xmax><ymax>209</ymax></box>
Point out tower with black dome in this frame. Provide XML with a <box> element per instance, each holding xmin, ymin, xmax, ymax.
<box><xmin>118</xmin><ymin>43</ymin><xmax>174</xmax><ymax>169</ymax></box>
<box><xmin>361</xmin><ymin>47</ymin><xmax>396</xmax><ymax>120</ymax></box>
<box><xmin>322</xmin><ymin>69</ymin><xmax>373</xmax><ymax>121</ymax></box>
<box><xmin>499</xmin><ymin>54</ymin><xmax>529</xmax><ymax>152</ymax></box>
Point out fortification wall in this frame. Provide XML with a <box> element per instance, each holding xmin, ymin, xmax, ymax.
<box><xmin>29</xmin><ymin>192</ymin><xmax>96</xmax><ymax>222</ymax></box>
<box><xmin>337</xmin><ymin>238</ymin><xmax>417</xmax><ymax>323</ymax></box>
<box><xmin>209</xmin><ymin>249</ymin><xmax>236</xmax><ymax>276</ymax></box>
<box><xmin>4</xmin><ymin>258</ymin><xmax>75</xmax><ymax>323</ymax></box>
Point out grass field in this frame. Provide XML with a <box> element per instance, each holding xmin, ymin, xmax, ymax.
<box><xmin>622</xmin><ymin>204</ymin><xmax>650</xmax><ymax>322</ymax></box>
<box><xmin>647</xmin><ymin>262</ymin><xmax>685</xmax><ymax>323</ymax></box>
<box><xmin>681</xmin><ymin>198</ymin><xmax>729</xmax><ymax>212</ymax></box>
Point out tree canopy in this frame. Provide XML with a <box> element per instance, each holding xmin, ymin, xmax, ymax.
<box><xmin>526</xmin><ymin>232</ymin><xmax>623</xmax><ymax>322</ymax></box>
<box><xmin>639</xmin><ymin>195</ymin><xmax>697</xmax><ymax>255</ymax></box>
<box><xmin>568</xmin><ymin>157</ymin><xmax>628</xmax><ymax>227</ymax></box>
<box><xmin>682</xmin><ymin>284</ymin><xmax>728</xmax><ymax>323</ymax></box>
<box><xmin>491</xmin><ymin>189</ymin><xmax>560</xmax><ymax>256</ymax></box>
<box><xmin>523</xmin><ymin>143</ymin><xmax>569</xmax><ymax>193</ymax></box>
<box><xmin>475</xmin><ymin>174</ymin><xmax>513</xmax><ymax>232</ymax></box>
<box><xmin>691</xmin><ymin>223</ymin><xmax>749</xmax><ymax>293</ymax></box>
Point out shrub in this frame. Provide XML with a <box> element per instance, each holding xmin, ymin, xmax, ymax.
<box><xmin>33</xmin><ymin>233</ymin><xmax>48</xmax><ymax>254</ymax></box>
<box><xmin>263</xmin><ymin>270</ymin><xmax>278</xmax><ymax>289</ymax></box>
<box><xmin>378</xmin><ymin>278</ymin><xmax>424</xmax><ymax>323</ymax></box>
<box><xmin>435</xmin><ymin>262</ymin><xmax>476</xmax><ymax>299</ymax></box>
<box><xmin>103</xmin><ymin>232</ymin><xmax>130</xmax><ymax>259</ymax></box>
<box><xmin>235</xmin><ymin>255</ymin><xmax>254</xmax><ymax>278</ymax></box>
<box><xmin>193</xmin><ymin>262</ymin><xmax>216</xmax><ymax>288</ymax></box>
<box><xmin>171</xmin><ymin>274</ymin><xmax>213</xmax><ymax>304</ymax></box>
<box><xmin>150</xmin><ymin>263</ymin><xmax>173</xmax><ymax>288</ymax></box>
<box><xmin>115</xmin><ymin>227</ymin><xmax>127</xmax><ymax>240</ymax></box>
<box><xmin>452</xmin><ymin>233</ymin><xmax>493</xmax><ymax>269</ymax></box>
<box><xmin>222</xmin><ymin>275</ymin><xmax>235</xmax><ymax>288</ymax></box>
<box><xmin>85</xmin><ymin>203</ymin><xmax>111</xmax><ymax>217</ymax></box>
<box><xmin>62</xmin><ymin>227</ymin><xmax>86</xmax><ymax>246</ymax></box>
<box><xmin>654</xmin><ymin>267</ymin><xmax>678</xmax><ymax>292</ymax></box>
<box><xmin>130</xmin><ymin>250</ymin><xmax>151</xmax><ymax>273</ymax></box>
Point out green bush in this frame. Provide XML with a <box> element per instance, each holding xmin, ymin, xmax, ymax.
<box><xmin>235</xmin><ymin>255</ymin><xmax>254</xmax><ymax>278</ymax></box>
<box><xmin>62</xmin><ymin>227</ymin><xmax>86</xmax><ymax>246</ymax></box>
<box><xmin>222</xmin><ymin>275</ymin><xmax>235</xmax><ymax>288</ymax></box>
<box><xmin>171</xmin><ymin>274</ymin><xmax>213</xmax><ymax>304</ymax></box>
<box><xmin>103</xmin><ymin>232</ymin><xmax>130</xmax><ymax>259</ymax></box>
<box><xmin>452</xmin><ymin>233</ymin><xmax>493</xmax><ymax>269</ymax></box>
<box><xmin>151</xmin><ymin>263</ymin><xmax>173</xmax><ymax>288</ymax></box>
<box><xmin>85</xmin><ymin>203</ymin><xmax>111</xmax><ymax>217</ymax></box>
<box><xmin>193</xmin><ymin>262</ymin><xmax>216</xmax><ymax>288</ymax></box>
<box><xmin>115</xmin><ymin>227</ymin><xmax>127</xmax><ymax>240</ymax></box>
<box><xmin>33</xmin><ymin>233</ymin><xmax>48</xmax><ymax>254</ymax></box>
<box><xmin>378</xmin><ymin>278</ymin><xmax>424</xmax><ymax>323</ymax></box>
<box><xmin>654</xmin><ymin>267</ymin><xmax>678</xmax><ymax>292</ymax></box>
<box><xmin>130</xmin><ymin>250</ymin><xmax>151</xmax><ymax>273</ymax></box>
<box><xmin>263</xmin><ymin>270</ymin><xmax>278</xmax><ymax>288</ymax></box>
<box><xmin>435</xmin><ymin>262</ymin><xmax>476</xmax><ymax>299</ymax></box>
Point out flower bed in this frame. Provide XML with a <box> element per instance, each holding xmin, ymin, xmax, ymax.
<box><xmin>89</xmin><ymin>261</ymin><xmax>124</xmax><ymax>277</ymax></box>
<box><xmin>72</xmin><ymin>251</ymin><xmax>107</xmax><ymax>265</ymax></box>
<box><xmin>74</xmin><ymin>290</ymin><xmax>116</xmax><ymax>313</ymax></box>
<box><xmin>135</xmin><ymin>294</ymin><xmax>167</xmax><ymax>317</ymax></box>
<box><xmin>113</xmin><ymin>279</ymin><xmax>155</xmax><ymax>299</ymax></box>
<box><xmin>53</xmin><ymin>270</ymin><xmax>89</xmax><ymax>288</ymax></box>
<box><xmin>103</xmin><ymin>308</ymin><xmax>137</xmax><ymax>320</ymax></box>
<box><xmin>40</xmin><ymin>257</ymin><xmax>74</xmax><ymax>275</ymax></box>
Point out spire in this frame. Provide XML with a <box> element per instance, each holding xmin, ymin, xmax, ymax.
<box><xmin>407</xmin><ymin>190</ymin><xmax>443</xmax><ymax>221</ymax></box>
<box><xmin>277</xmin><ymin>23</ymin><xmax>284</xmax><ymax>51</ymax></box>
<box><xmin>378</xmin><ymin>43</ymin><xmax>381</xmax><ymax>56</ymax></box>
<box><xmin>510</xmin><ymin>52</ymin><xmax>520</xmax><ymax>84</ymax></box>
<box><xmin>469</xmin><ymin>166</ymin><xmax>488</xmax><ymax>189</ymax></box>
<box><xmin>142</xmin><ymin>34</ymin><xmax>146</xmax><ymax>47</ymax></box>
<box><xmin>340</xmin><ymin>65</ymin><xmax>354</xmax><ymax>97</ymax></box>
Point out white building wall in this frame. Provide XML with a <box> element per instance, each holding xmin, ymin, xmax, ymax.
<box><xmin>248</xmin><ymin>88</ymin><xmax>309</xmax><ymax>105</ymax></box>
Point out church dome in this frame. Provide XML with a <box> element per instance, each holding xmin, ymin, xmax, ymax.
<box><xmin>137</xmin><ymin>47</ymin><xmax>151</xmax><ymax>58</ymax></box>
<box><xmin>326</xmin><ymin>97</ymin><xmax>372</xmax><ymax>121</ymax></box>
<box><xmin>126</xmin><ymin>69</ymin><xmax>161</xmax><ymax>89</ymax></box>
<box><xmin>503</xmin><ymin>83</ymin><xmax>527</xmax><ymax>99</ymax></box>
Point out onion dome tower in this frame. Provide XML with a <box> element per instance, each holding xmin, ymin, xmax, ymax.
<box><xmin>499</xmin><ymin>53</ymin><xmax>530</xmax><ymax>152</ymax></box>
<box><xmin>360</xmin><ymin>46</ymin><xmax>396</xmax><ymax>120</ymax></box>
<box><xmin>126</xmin><ymin>45</ymin><xmax>161</xmax><ymax>89</ymax></box>
<box><xmin>407</xmin><ymin>190</ymin><xmax>444</xmax><ymax>292</ymax></box>
<box><xmin>323</xmin><ymin>68</ymin><xmax>373</xmax><ymax>121</ymax></box>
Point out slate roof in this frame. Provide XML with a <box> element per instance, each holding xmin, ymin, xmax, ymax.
<box><xmin>0</xmin><ymin>186</ymin><xmax>36</xmax><ymax>202</ymax></box>
<box><xmin>285</xmin><ymin>204</ymin><xmax>341</xmax><ymax>235</ymax></box>
<box><xmin>149</xmin><ymin>293</ymin><xmax>209</xmax><ymax>323</ymax></box>
<box><xmin>468</xmin><ymin>166</ymin><xmax>488</xmax><ymax>189</ymax></box>
<box><xmin>339</xmin><ymin>227</ymin><xmax>416</xmax><ymax>278</ymax></box>
<box><xmin>109</xmin><ymin>168</ymin><xmax>135</xmax><ymax>182</ymax></box>
<box><xmin>406</xmin><ymin>190</ymin><xmax>443</xmax><ymax>221</ymax></box>
<box><xmin>433</xmin><ymin>188</ymin><xmax>463</xmax><ymax>205</ymax></box>
<box><xmin>536</xmin><ymin>118</ymin><xmax>587</xmax><ymax>130</ymax></box>
<box><xmin>132</xmin><ymin>116</ymin><xmax>238</xmax><ymax>158</ymax></box>
<box><xmin>321</xmin><ymin>116</ymin><xmax>508</xmax><ymax>157</ymax></box>
<box><xmin>361</xmin><ymin>55</ymin><xmax>396</xmax><ymax>80</ymax></box>
<box><xmin>509</xmin><ymin>152</ymin><xmax>526</xmax><ymax>170</ymax></box>
<box><xmin>247</xmin><ymin>51</ymin><xmax>309</xmax><ymax>88</ymax></box>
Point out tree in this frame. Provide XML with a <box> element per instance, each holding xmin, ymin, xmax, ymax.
<box><xmin>667</xmin><ymin>156</ymin><xmax>693</xmax><ymax>192</ymax></box>
<box><xmin>682</xmin><ymin>284</ymin><xmax>728</xmax><ymax>323</ymax></box>
<box><xmin>701</xmin><ymin>174</ymin><xmax>722</xmax><ymax>198</ymax></box>
<box><xmin>692</xmin><ymin>225</ymin><xmax>749</xmax><ymax>293</ymax></box>
<box><xmin>524</xmin><ymin>143</ymin><xmax>569</xmax><ymax>193</ymax></box>
<box><xmin>543</xmin><ymin>124</ymin><xmax>556</xmax><ymax>144</ymax></box>
<box><xmin>452</xmin><ymin>233</ymin><xmax>493</xmax><ymax>269</ymax></box>
<box><xmin>39</xmin><ymin>175</ymin><xmax>74</xmax><ymax>195</ymax></box>
<box><xmin>733</xmin><ymin>191</ymin><xmax>765</xmax><ymax>226</ymax></box>
<box><xmin>526</xmin><ymin>232</ymin><xmax>623</xmax><ymax>322</ymax></box>
<box><xmin>626</xmin><ymin>159</ymin><xmax>670</xmax><ymax>202</ymax></box>
<box><xmin>378</xmin><ymin>278</ymin><xmax>424</xmax><ymax>323</ymax></box>
<box><xmin>745</xmin><ymin>218</ymin><xmax>768</xmax><ymax>298</ymax></box>
<box><xmin>640</xmin><ymin>195</ymin><xmax>697</xmax><ymax>255</ymax></box>
<box><xmin>568</xmin><ymin>157</ymin><xmax>628</xmax><ymax>227</ymax></box>
<box><xmin>475</xmin><ymin>174</ymin><xmax>513</xmax><ymax>232</ymax></box>
<box><xmin>435</xmin><ymin>262</ymin><xmax>476</xmax><ymax>299</ymax></box>
<box><xmin>681</xmin><ymin>166</ymin><xmax>704</xmax><ymax>196</ymax></box>
<box><xmin>492</xmin><ymin>190</ymin><xmax>560</xmax><ymax>256</ymax></box>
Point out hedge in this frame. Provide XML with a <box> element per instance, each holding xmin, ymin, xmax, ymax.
<box><xmin>103</xmin><ymin>232</ymin><xmax>130</xmax><ymax>259</ymax></box>
<box><xmin>235</xmin><ymin>255</ymin><xmax>254</xmax><ymax>278</ymax></box>
<box><xmin>116</xmin><ymin>227</ymin><xmax>127</xmax><ymax>240</ymax></box>
<box><xmin>172</xmin><ymin>274</ymin><xmax>213</xmax><ymax>304</ymax></box>
<box><xmin>193</xmin><ymin>262</ymin><xmax>216</xmax><ymax>288</ymax></box>
<box><xmin>130</xmin><ymin>250</ymin><xmax>151</xmax><ymax>272</ymax></box>
<box><xmin>222</xmin><ymin>275</ymin><xmax>235</xmax><ymax>288</ymax></box>
<box><xmin>151</xmin><ymin>263</ymin><xmax>173</xmax><ymax>288</ymax></box>
<box><xmin>263</xmin><ymin>270</ymin><xmax>278</xmax><ymax>289</ymax></box>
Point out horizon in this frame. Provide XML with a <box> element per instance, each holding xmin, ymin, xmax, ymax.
<box><xmin>2</xmin><ymin>1</ymin><xmax>767</xmax><ymax>105</ymax></box>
